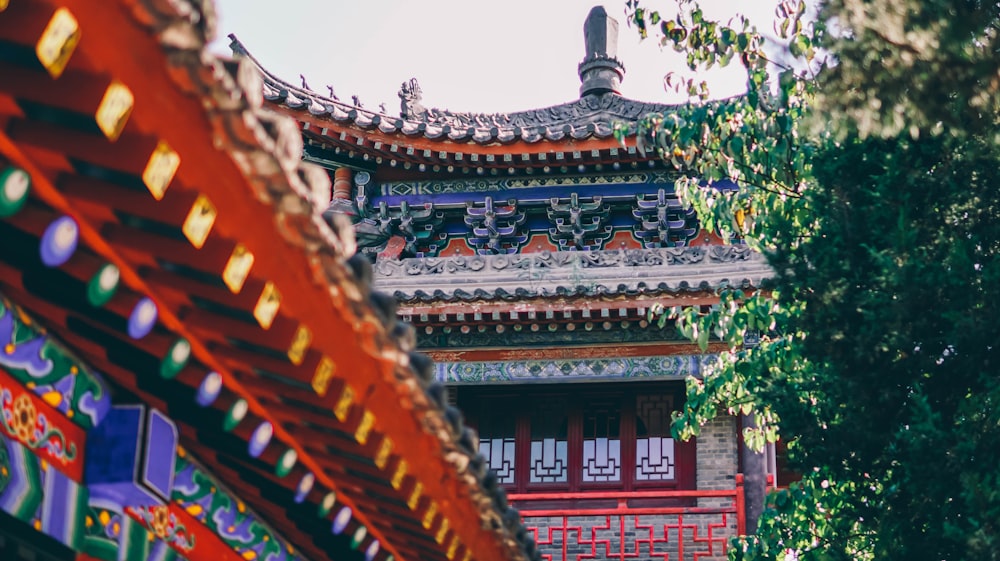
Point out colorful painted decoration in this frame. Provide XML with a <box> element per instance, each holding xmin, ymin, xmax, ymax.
<box><xmin>0</xmin><ymin>166</ymin><xmax>30</xmax><ymax>217</ymax></box>
<box><xmin>318</xmin><ymin>492</ymin><xmax>336</xmax><ymax>517</ymax></box>
<box><xmin>127</xmin><ymin>505</ymin><xmax>195</xmax><ymax>553</ymax></box>
<box><xmin>35</xmin><ymin>7</ymin><xmax>80</xmax><ymax>79</ymax></box>
<box><xmin>0</xmin><ymin>371</ymin><xmax>81</xmax><ymax>479</ymax></box>
<box><xmin>81</xmin><ymin>503</ymin><xmax>127</xmax><ymax>560</ymax></box>
<box><xmin>172</xmin><ymin>453</ymin><xmax>305</xmax><ymax>561</ymax></box>
<box><xmin>253</xmin><ymin>282</ymin><xmax>281</xmax><ymax>330</ymax></box>
<box><xmin>39</xmin><ymin>215</ymin><xmax>79</xmax><ymax>267</ymax></box>
<box><xmin>0</xmin><ymin>296</ymin><xmax>111</xmax><ymax>431</ymax></box>
<box><xmin>222</xmin><ymin>399</ymin><xmax>247</xmax><ymax>432</ymax></box>
<box><xmin>275</xmin><ymin>448</ymin><xmax>297</xmax><ymax>478</ymax></box>
<box><xmin>0</xmin><ymin>434</ymin><xmax>87</xmax><ymax>548</ymax></box>
<box><xmin>159</xmin><ymin>338</ymin><xmax>190</xmax><ymax>379</ymax></box>
<box><xmin>142</xmin><ymin>141</ymin><xmax>180</xmax><ymax>201</ymax></box>
<box><xmin>85</xmin><ymin>406</ymin><xmax>177</xmax><ymax>504</ymax></box>
<box><xmin>222</xmin><ymin>244</ymin><xmax>254</xmax><ymax>294</ymax></box>
<box><xmin>248</xmin><ymin>421</ymin><xmax>272</xmax><ymax>458</ymax></box>
<box><xmin>365</xmin><ymin>540</ymin><xmax>381</xmax><ymax>561</ymax></box>
<box><xmin>332</xmin><ymin>506</ymin><xmax>352</xmax><ymax>535</ymax></box>
<box><xmin>127</xmin><ymin>297</ymin><xmax>157</xmax><ymax>339</ymax></box>
<box><xmin>350</xmin><ymin>526</ymin><xmax>367</xmax><ymax>549</ymax></box>
<box><xmin>293</xmin><ymin>472</ymin><xmax>314</xmax><ymax>503</ymax></box>
<box><xmin>86</xmin><ymin>263</ymin><xmax>120</xmax><ymax>307</ymax></box>
<box><xmin>195</xmin><ymin>372</ymin><xmax>222</xmax><ymax>407</ymax></box>
<box><xmin>94</xmin><ymin>80</ymin><xmax>134</xmax><ymax>142</ymax></box>
<box><xmin>182</xmin><ymin>194</ymin><xmax>217</xmax><ymax>249</ymax></box>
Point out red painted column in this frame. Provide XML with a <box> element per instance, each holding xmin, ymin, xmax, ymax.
<box><xmin>332</xmin><ymin>167</ymin><xmax>352</xmax><ymax>200</ymax></box>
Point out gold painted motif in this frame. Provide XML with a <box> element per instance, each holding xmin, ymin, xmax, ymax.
<box><xmin>435</xmin><ymin>517</ymin><xmax>449</xmax><ymax>544</ymax></box>
<box><xmin>95</xmin><ymin>81</ymin><xmax>133</xmax><ymax>141</ymax></box>
<box><xmin>422</xmin><ymin>501</ymin><xmax>438</xmax><ymax>529</ymax></box>
<box><xmin>374</xmin><ymin>437</ymin><xmax>392</xmax><ymax>469</ymax></box>
<box><xmin>142</xmin><ymin>141</ymin><xmax>180</xmax><ymax>200</ymax></box>
<box><xmin>407</xmin><ymin>482</ymin><xmax>423</xmax><ymax>510</ymax></box>
<box><xmin>334</xmin><ymin>384</ymin><xmax>354</xmax><ymax>422</ymax></box>
<box><xmin>391</xmin><ymin>460</ymin><xmax>408</xmax><ymax>490</ymax></box>
<box><xmin>253</xmin><ymin>282</ymin><xmax>280</xmax><ymax>329</ymax></box>
<box><xmin>36</xmin><ymin>8</ymin><xmax>80</xmax><ymax>78</ymax></box>
<box><xmin>286</xmin><ymin>324</ymin><xmax>311</xmax><ymax>365</ymax></box>
<box><xmin>182</xmin><ymin>194</ymin><xmax>216</xmax><ymax>249</ymax></box>
<box><xmin>222</xmin><ymin>244</ymin><xmax>254</xmax><ymax>293</ymax></box>
<box><xmin>354</xmin><ymin>410</ymin><xmax>375</xmax><ymax>445</ymax></box>
<box><xmin>311</xmin><ymin>356</ymin><xmax>335</xmax><ymax>397</ymax></box>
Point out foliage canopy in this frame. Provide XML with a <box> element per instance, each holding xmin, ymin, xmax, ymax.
<box><xmin>623</xmin><ymin>1</ymin><xmax>1000</xmax><ymax>559</ymax></box>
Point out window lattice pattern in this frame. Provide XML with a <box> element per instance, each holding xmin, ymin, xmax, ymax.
<box><xmin>635</xmin><ymin>437</ymin><xmax>675</xmax><ymax>480</ymax></box>
<box><xmin>530</xmin><ymin>438</ymin><xmax>568</xmax><ymax>483</ymax></box>
<box><xmin>480</xmin><ymin>438</ymin><xmax>517</xmax><ymax>484</ymax></box>
<box><xmin>635</xmin><ymin>394</ymin><xmax>675</xmax><ymax>481</ymax></box>
<box><xmin>582</xmin><ymin>437</ymin><xmax>621</xmax><ymax>482</ymax></box>
<box><xmin>582</xmin><ymin>405</ymin><xmax>621</xmax><ymax>482</ymax></box>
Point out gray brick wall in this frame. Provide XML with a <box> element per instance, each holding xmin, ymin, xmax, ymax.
<box><xmin>697</xmin><ymin>414</ymin><xmax>739</xmax><ymax>491</ymax></box>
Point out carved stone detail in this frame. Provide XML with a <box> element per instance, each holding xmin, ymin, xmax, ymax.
<box><xmin>374</xmin><ymin>245</ymin><xmax>771</xmax><ymax>301</ymax></box>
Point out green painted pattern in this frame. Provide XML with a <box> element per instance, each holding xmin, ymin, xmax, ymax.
<box><xmin>0</xmin><ymin>296</ymin><xmax>110</xmax><ymax>430</ymax></box>
<box><xmin>172</xmin><ymin>452</ymin><xmax>304</xmax><ymax>561</ymax></box>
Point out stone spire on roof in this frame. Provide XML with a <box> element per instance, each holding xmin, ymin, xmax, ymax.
<box><xmin>578</xmin><ymin>6</ymin><xmax>626</xmax><ymax>97</ymax></box>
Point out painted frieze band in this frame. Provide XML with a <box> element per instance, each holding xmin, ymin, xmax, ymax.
<box><xmin>434</xmin><ymin>354</ymin><xmax>713</xmax><ymax>384</ymax></box>
<box><xmin>0</xmin><ymin>295</ymin><xmax>111</xmax><ymax>431</ymax></box>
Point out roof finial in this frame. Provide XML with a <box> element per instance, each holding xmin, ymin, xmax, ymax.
<box><xmin>578</xmin><ymin>6</ymin><xmax>625</xmax><ymax>97</ymax></box>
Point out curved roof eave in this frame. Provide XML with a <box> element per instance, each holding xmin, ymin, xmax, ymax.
<box><xmin>230</xmin><ymin>35</ymin><xmax>696</xmax><ymax>150</ymax></box>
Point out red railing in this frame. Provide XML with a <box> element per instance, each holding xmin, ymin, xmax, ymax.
<box><xmin>509</xmin><ymin>475</ymin><xmax>745</xmax><ymax>561</ymax></box>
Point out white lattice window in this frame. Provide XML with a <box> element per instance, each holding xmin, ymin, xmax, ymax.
<box><xmin>635</xmin><ymin>394</ymin><xmax>676</xmax><ymax>481</ymax></box>
<box><xmin>480</xmin><ymin>438</ymin><xmax>517</xmax><ymax>484</ymax></box>
<box><xmin>581</xmin><ymin>405</ymin><xmax>621</xmax><ymax>483</ymax></box>
<box><xmin>529</xmin><ymin>438</ymin><xmax>568</xmax><ymax>483</ymax></box>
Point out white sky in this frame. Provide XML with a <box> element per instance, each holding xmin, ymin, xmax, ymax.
<box><xmin>210</xmin><ymin>1</ymin><xmax>777</xmax><ymax>115</ymax></box>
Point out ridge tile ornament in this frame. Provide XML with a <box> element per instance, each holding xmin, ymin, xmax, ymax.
<box><xmin>578</xmin><ymin>6</ymin><xmax>626</xmax><ymax>97</ymax></box>
<box><xmin>240</xmin><ymin>33</ymin><xmax>681</xmax><ymax>145</ymax></box>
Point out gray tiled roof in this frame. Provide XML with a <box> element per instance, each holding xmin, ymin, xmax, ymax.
<box><xmin>376</xmin><ymin>245</ymin><xmax>771</xmax><ymax>303</ymax></box>
<box><xmin>230</xmin><ymin>34</ymin><xmax>684</xmax><ymax>145</ymax></box>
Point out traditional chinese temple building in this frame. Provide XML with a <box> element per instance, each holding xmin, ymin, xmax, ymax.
<box><xmin>0</xmin><ymin>2</ymin><xmax>772</xmax><ymax>561</ymax></box>
<box><xmin>237</xmin><ymin>5</ymin><xmax>774</xmax><ymax>561</ymax></box>
<box><xmin>0</xmin><ymin>2</ymin><xmax>542</xmax><ymax>561</ymax></box>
